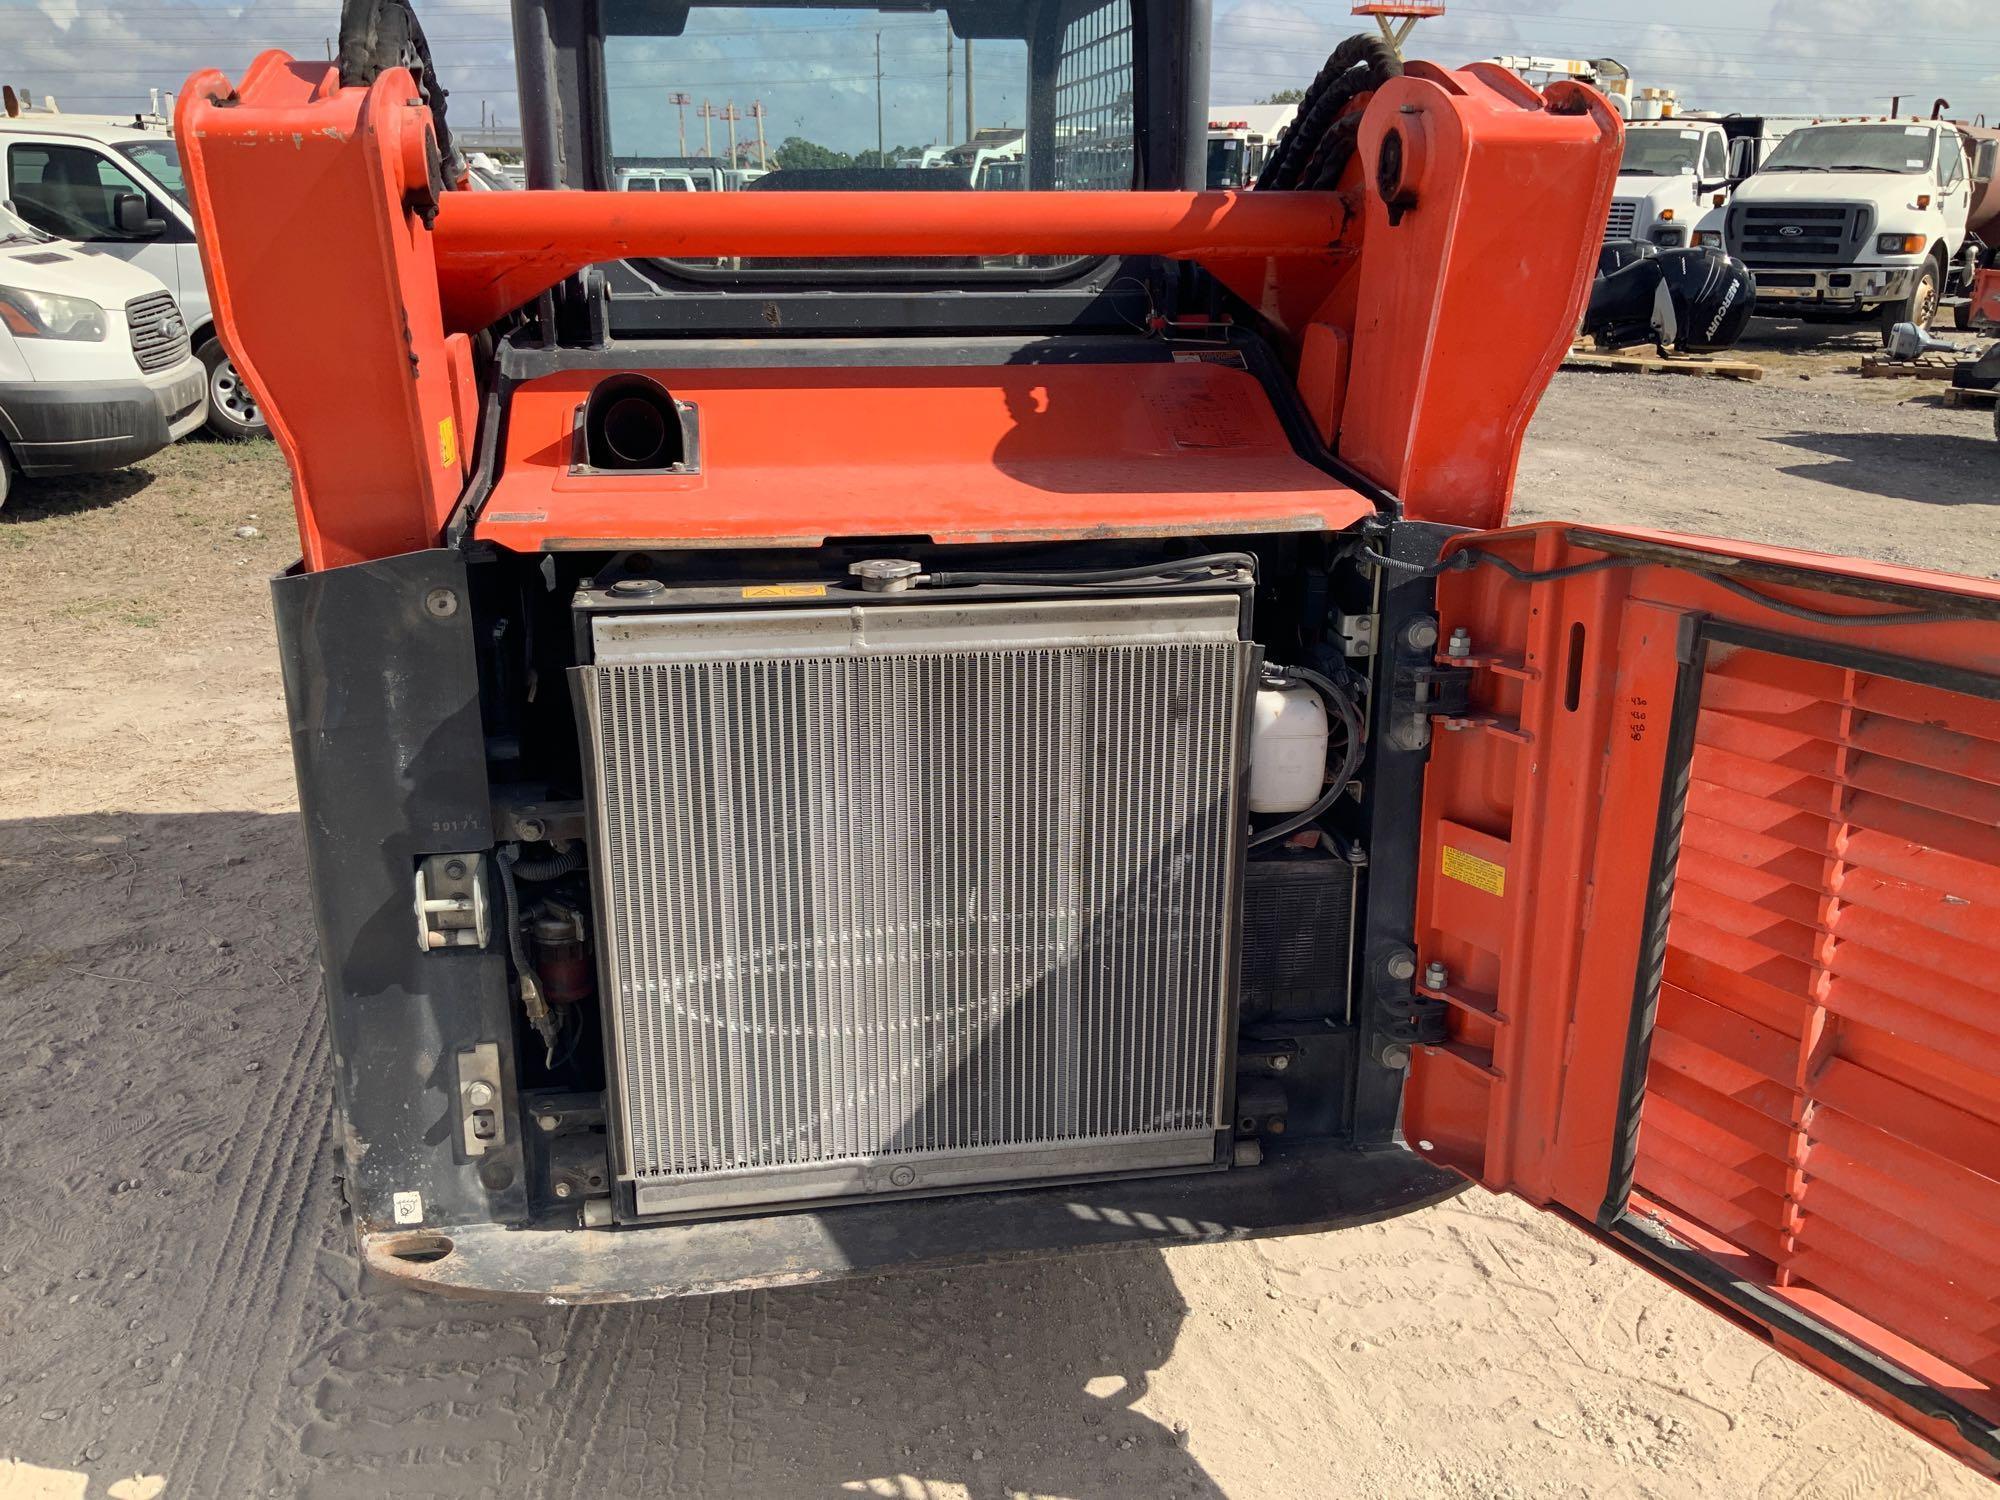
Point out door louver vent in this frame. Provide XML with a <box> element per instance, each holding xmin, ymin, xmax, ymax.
<box><xmin>1637</xmin><ymin>643</ymin><xmax>2000</xmax><ymax>1401</ymax></box>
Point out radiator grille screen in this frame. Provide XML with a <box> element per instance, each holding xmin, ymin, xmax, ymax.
<box><xmin>583</xmin><ymin>631</ymin><xmax>1249</xmax><ymax>1213</ymax></box>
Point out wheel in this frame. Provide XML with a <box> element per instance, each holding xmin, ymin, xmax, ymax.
<box><xmin>1992</xmin><ymin>398</ymin><xmax>1999</xmax><ymax>444</ymax></box>
<box><xmin>1954</xmin><ymin>299</ymin><xmax>1976</xmax><ymax>331</ymax></box>
<box><xmin>0</xmin><ymin>442</ymin><xmax>13</xmax><ymax>511</ymax></box>
<box><xmin>198</xmin><ymin>337</ymin><xmax>266</xmax><ymax>440</ymax></box>
<box><xmin>1878</xmin><ymin>254</ymin><xmax>1943</xmax><ymax>345</ymax></box>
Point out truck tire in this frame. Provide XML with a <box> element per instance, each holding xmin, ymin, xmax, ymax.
<box><xmin>1879</xmin><ymin>254</ymin><xmax>1943</xmax><ymax>345</ymax></box>
<box><xmin>199</xmin><ymin>337</ymin><xmax>267</xmax><ymax>441</ymax></box>
<box><xmin>0</xmin><ymin>441</ymin><xmax>13</xmax><ymax>510</ymax></box>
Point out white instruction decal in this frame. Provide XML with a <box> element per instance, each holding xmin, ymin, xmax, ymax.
<box><xmin>393</xmin><ymin>1190</ymin><xmax>424</xmax><ymax>1225</ymax></box>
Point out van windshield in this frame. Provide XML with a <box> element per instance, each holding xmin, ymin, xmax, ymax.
<box><xmin>602</xmin><ymin>0</ymin><xmax>1135</xmax><ymax>274</ymax></box>
<box><xmin>1761</xmin><ymin>124</ymin><xmax>1937</xmax><ymax>175</ymax></box>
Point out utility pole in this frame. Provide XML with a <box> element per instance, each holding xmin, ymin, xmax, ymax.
<box><xmin>749</xmin><ymin>101</ymin><xmax>768</xmax><ymax>169</ymax></box>
<box><xmin>964</xmin><ymin>39</ymin><xmax>974</xmax><ymax>139</ymax></box>
<box><xmin>669</xmin><ymin>91</ymin><xmax>691</xmax><ymax>156</ymax></box>
<box><xmin>875</xmin><ymin>30</ymin><xmax>885</xmax><ymax>163</ymax></box>
<box><xmin>698</xmin><ymin>99</ymin><xmax>716</xmax><ymax>157</ymax></box>
<box><xmin>944</xmin><ymin>20</ymin><xmax>954</xmax><ymax>147</ymax></box>
<box><xmin>722</xmin><ymin>100</ymin><xmax>741</xmax><ymax>164</ymax></box>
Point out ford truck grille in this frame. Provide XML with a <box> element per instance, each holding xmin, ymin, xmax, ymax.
<box><xmin>580</xmin><ymin>594</ymin><xmax>1252</xmax><ymax>1216</ymax></box>
<box><xmin>1603</xmin><ymin>198</ymin><xmax>1639</xmax><ymax>241</ymax></box>
<box><xmin>125</xmin><ymin>291</ymin><xmax>189</xmax><ymax>373</ymax></box>
<box><xmin>1726</xmin><ymin>202</ymin><xmax>1871</xmax><ymax>267</ymax></box>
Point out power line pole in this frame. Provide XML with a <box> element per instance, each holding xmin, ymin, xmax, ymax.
<box><xmin>944</xmin><ymin>19</ymin><xmax>954</xmax><ymax>147</ymax></box>
<box><xmin>669</xmin><ymin>91</ymin><xmax>691</xmax><ymax>156</ymax></box>
<box><xmin>749</xmin><ymin>100</ymin><xmax>768</xmax><ymax>169</ymax></box>
<box><xmin>697</xmin><ymin>99</ymin><xmax>716</xmax><ymax>157</ymax></box>
<box><xmin>964</xmin><ymin>39</ymin><xmax>974</xmax><ymax>139</ymax></box>
<box><xmin>875</xmin><ymin>30</ymin><xmax>885</xmax><ymax>162</ymax></box>
<box><xmin>722</xmin><ymin>100</ymin><xmax>741</xmax><ymax>164</ymax></box>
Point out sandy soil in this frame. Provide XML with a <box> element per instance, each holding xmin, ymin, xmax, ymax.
<box><xmin>0</xmin><ymin>355</ymin><xmax>1994</xmax><ymax>1499</ymax></box>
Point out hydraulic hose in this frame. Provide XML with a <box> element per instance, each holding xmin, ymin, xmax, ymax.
<box><xmin>1256</xmin><ymin>35</ymin><xmax>1403</xmax><ymax>193</ymax></box>
<box><xmin>1248</xmin><ymin>664</ymin><xmax>1368</xmax><ymax>849</ymax></box>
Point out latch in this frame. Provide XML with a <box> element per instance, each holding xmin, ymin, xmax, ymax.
<box><xmin>1333</xmin><ymin>611</ymin><xmax>1377</xmax><ymax>658</ymax></box>
<box><xmin>456</xmin><ymin>1041</ymin><xmax>506</xmax><ymax>1157</ymax></box>
<box><xmin>415</xmin><ymin>852</ymin><xmax>490</xmax><ymax>951</ymax></box>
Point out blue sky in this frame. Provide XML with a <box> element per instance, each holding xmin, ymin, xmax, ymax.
<box><xmin>3</xmin><ymin>0</ymin><xmax>1997</xmax><ymax>151</ymax></box>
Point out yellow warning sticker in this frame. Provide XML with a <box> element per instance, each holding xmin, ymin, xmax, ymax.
<box><xmin>741</xmin><ymin>583</ymin><xmax>828</xmax><ymax>599</ymax></box>
<box><xmin>438</xmin><ymin>417</ymin><xmax>458</xmax><ymax>469</ymax></box>
<box><xmin>1441</xmin><ymin>845</ymin><xmax>1506</xmax><ymax>897</ymax></box>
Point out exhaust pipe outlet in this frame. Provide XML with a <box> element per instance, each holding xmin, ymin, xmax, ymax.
<box><xmin>583</xmin><ymin>374</ymin><xmax>686</xmax><ymax>471</ymax></box>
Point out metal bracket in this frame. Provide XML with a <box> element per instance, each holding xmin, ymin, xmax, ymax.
<box><xmin>1333</xmin><ymin>611</ymin><xmax>1377</xmax><ymax>658</ymax></box>
<box><xmin>455</xmin><ymin>1041</ymin><xmax>506</xmax><ymax>1157</ymax></box>
<box><xmin>1397</xmin><ymin>661</ymin><xmax>1474</xmax><ymax>718</ymax></box>
<box><xmin>414</xmin><ymin>852</ymin><xmax>490</xmax><ymax>951</ymax></box>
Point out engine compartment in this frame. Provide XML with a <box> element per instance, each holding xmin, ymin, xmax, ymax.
<box><xmin>462</xmin><ymin>517</ymin><xmax>1392</xmax><ymax>1228</ymax></box>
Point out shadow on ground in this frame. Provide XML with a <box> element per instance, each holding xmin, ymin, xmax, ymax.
<box><xmin>1766</xmin><ymin>429</ymin><xmax>2000</xmax><ymax>504</ymax></box>
<box><xmin>0</xmin><ymin>810</ymin><xmax>1227</xmax><ymax>1499</ymax></box>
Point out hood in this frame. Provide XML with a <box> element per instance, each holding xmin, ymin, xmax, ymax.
<box><xmin>0</xmin><ymin>236</ymin><xmax>173</xmax><ymax>306</ymax></box>
<box><xmin>1733</xmin><ymin>171</ymin><xmax>1915</xmax><ymax>205</ymax></box>
<box><xmin>1612</xmin><ymin>174</ymin><xmax>1706</xmax><ymax>204</ymax></box>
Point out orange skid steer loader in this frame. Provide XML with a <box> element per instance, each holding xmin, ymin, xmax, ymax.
<box><xmin>179</xmin><ymin>0</ymin><xmax>1998</xmax><ymax>1476</ymax></box>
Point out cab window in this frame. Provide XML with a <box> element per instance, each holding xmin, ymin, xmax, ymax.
<box><xmin>6</xmin><ymin>142</ymin><xmax>175</xmax><ymax>241</ymax></box>
<box><xmin>1940</xmin><ymin>138</ymin><xmax>1966</xmax><ymax>189</ymax></box>
<box><xmin>1700</xmin><ymin>131</ymin><xmax>1728</xmax><ymax>182</ymax></box>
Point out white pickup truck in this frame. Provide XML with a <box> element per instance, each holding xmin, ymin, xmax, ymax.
<box><xmin>1723</xmin><ymin>117</ymin><xmax>2000</xmax><ymax>340</ymax></box>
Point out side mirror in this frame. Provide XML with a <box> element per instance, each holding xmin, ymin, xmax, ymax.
<box><xmin>1977</xmin><ymin>139</ymin><xmax>2000</xmax><ymax>182</ymax></box>
<box><xmin>113</xmin><ymin>191</ymin><xmax>164</xmax><ymax>236</ymax></box>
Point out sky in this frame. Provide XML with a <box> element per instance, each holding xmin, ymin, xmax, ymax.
<box><xmin>3</xmin><ymin>0</ymin><xmax>1999</xmax><ymax>149</ymax></box>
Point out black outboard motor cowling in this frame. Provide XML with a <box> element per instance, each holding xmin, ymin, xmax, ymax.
<box><xmin>1584</xmin><ymin>247</ymin><xmax>1756</xmax><ymax>355</ymax></box>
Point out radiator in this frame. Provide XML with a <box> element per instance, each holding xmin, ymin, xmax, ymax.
<box><xmin>580</xmin><ymin>594</ymin><xmax>1253</xmax><ymax>1215</ymax></box>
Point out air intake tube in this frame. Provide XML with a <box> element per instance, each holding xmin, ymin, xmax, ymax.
<box><xmin>583</xmin><ymin>374</ymin><xmax>687</xmax><ymax>470</ymax></box>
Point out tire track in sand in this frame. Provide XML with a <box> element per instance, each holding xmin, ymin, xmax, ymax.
<box><xmin>145</xmin><ymin>984</ymin><xmax>330</xmax><ymax>1491</ymax></box>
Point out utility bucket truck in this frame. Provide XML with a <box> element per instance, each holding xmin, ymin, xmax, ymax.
<box><xmin>175</xmin><ymin>6</ymin><xmax>2000</xmax><ymax>1480</ymax></box>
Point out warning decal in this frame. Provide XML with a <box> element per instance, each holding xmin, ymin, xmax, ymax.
<box><xmin>1441</xmin><ymin>845</ymin><xmax>1506</xmax><ymax>897</ymax></box>
<box><xmin>741</xmin><ymin>583</ymin><xmax>828</xmax><ymax>599</ymax></box>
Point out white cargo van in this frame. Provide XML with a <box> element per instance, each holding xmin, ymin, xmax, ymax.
<box><xmin>0</xmin><ymin>203</ymin><xmax>205</xmax><ymax>506</ymax></box>
<box><xmin>0</xmin><ymin>113</ymin><xmax>264</xmax><ymax>438</ymax></box>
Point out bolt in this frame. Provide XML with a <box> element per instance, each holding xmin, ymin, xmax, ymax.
<box><xmin>1423</xmin><ymin>960</ymin><xmax>1449</xmax><ymax>991</ymax></box>
<box><xmin>1269</xmin><ymin>1053</ymin><xmax>1291</xmax><ymax>1072</ymax></box>
<box><xmin>888</xmin><ymin>1165</ymin><xmax>917</xmax><ymax>1188</ymax></box>
<box><xmin>444</xmin><ymin>858</ymin><xmax>467</xmax><ymax>880</ymax></box>
<box><xmin>536</xmin><ymin>1113</ymin><xmax>560</xmax><ymax>1133</ymax></box>
<box><xmin>1446</xmin><ymin>628</ymin><xmax>1472</xmax><ymax>658</ymax></box>
<box><xmin>1384</xmin><ymin>951</ymin><xmax>1417</xmax><ymax>982</ymax></box>
<box><xmin>553</xmin><ymin>1179</ymin><xmax>574</xmax><ymax>1199</ymax></box>
<box><xmin>1403</xmin><ymin>616</ymin><xmax>1439</xmax><ymax>652</ymax></box>
<box><xmin>464</xmin><ymin>1080</ymin><xmax>495</xmax><ymax>1108</ymax></box>
<box><xmin>516</xmin><ymin>818</ymin><xmax>547</xmax><ymax>843</ymax></box>
<box><xmin>1381</xmin><ymin>1043</ymin><xmax>1411</xmax><ymax>1070</ymax></box>
<box><xmin>423</xmin><ymin>587</ymin><xmax>459</xmax><ymax>619</ymax></box>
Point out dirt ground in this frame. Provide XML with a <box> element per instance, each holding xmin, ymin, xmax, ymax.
<box><xmin>1</xmin><ymin>348</ymin><xmax>1994</xmax><ymax>1500</ymax></box>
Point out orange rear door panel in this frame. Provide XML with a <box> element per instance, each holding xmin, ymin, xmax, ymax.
<box><xmin>1406</xmin><ymin>522</ymin><xmax>2000</xmax><ymax>1475</ymax></box>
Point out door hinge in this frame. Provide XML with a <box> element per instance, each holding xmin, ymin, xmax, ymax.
<box><xmin>1386</xmin><ymin>659</ymin><xmax>1474</xmax><ymax>750</ymax></box>
<box><xmin>1368</xmin><ymin>945</ymin><xmax>1449</xmax><ymax>1061</ymax></box>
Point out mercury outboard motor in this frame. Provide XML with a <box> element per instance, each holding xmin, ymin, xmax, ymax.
<box><xmin>1584</xmin><ymin>246</ymin><xmax>1756</xmax><ymax>355</ymax></box>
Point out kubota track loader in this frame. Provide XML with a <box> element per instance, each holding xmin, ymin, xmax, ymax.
<box><xmin>180</xmin><ymin>1</ymin><xmax>1998</xmax><ymax>1476</ymax></box>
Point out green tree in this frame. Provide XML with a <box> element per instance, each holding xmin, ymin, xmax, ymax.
<box><xmin>772</xmin><ymin>136</ymin><xmax>854</xmax><ymax>171</ymax></box>
<box><xmin>1262</xmin><ymin>88</ymin><xmax>1306</xmax><ymax>105</ymax></box>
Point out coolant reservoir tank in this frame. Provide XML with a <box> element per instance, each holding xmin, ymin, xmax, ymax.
<box><xmin>1249</xmin><ymin>682</ymin><xmax>1328</xmax><ymax>813</ymax></box>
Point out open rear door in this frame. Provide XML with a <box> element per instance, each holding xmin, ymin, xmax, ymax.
<box><xmin>1403</xmin><ymin>521</ymin><xmax>2000</xmax><ymax>1477</ymax></box>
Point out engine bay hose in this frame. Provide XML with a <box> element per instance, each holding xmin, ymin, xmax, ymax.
<box><xmin>1255</xmin><ymin>34</ymin><xmax>1403</xmax><ymax>192</ymax></box>
<box><xmin>923</xmin><ymin>552</ymin><xmax>1257</xmax><ymax>589</ymax></box>
<box><xmin>509</xmin><ymin>845</ymin><xmax>587</xmax><ymax>882</ymax></box>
